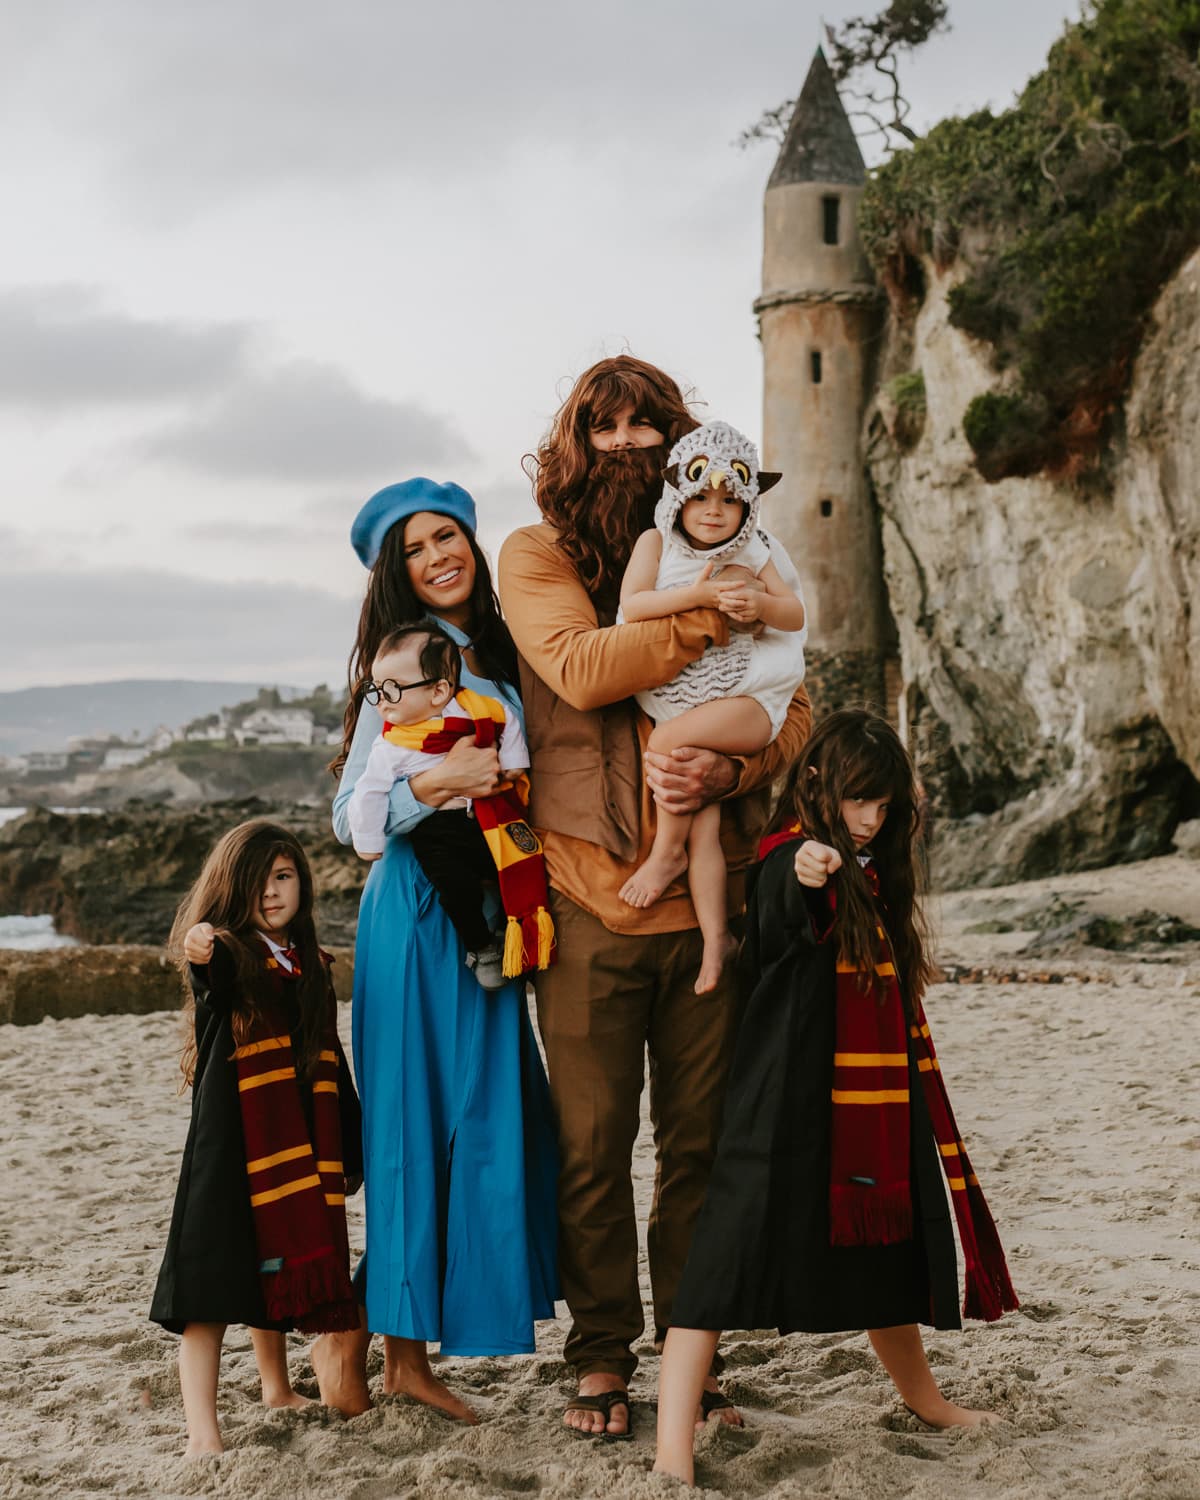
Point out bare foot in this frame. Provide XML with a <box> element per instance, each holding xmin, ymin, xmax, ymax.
<box><xmin>694</xmin><ymin>932</ymin><xmax>738</xmax><ymax>995</ymax></box>
<box><xmin>383</xmin><ymin>1362</ymin><xmax>478</xmax><ymax>1424</ymax></box>
<box><xmin>619</xmin><ymin>848</ymin><xmax>688</xmax><ymax>909</ymax></box>
<box><xmin>563</xmin><ymin>1372</ymin><xmax>629</xmax><ymax>1437</ymax></box>
<box><xmin>695</xmin><ymin>1374</ymin><xmax>743</xmax><ymax>1430</ymax></box>
<box><xmin>311</xmin><ymin>1320</ymin><xmax>373</xmax><ymax>1418</ymax></box>
<box><xmin>184</xmin><ymin>1435</ymin><xmax>223</xmax><ymax>1457</ymax></box>
<box><xmin>262</xmin><ymin>1388</ymin><xmax>314</xmax><ymax>1411</ymax></box>
<box><xmin>905</xmin><ymin>1398</ymin><xmax>998</xmax><ymax>1429</ymax></box>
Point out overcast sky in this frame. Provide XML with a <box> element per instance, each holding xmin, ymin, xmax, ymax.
<box><xmin>0</xmin><ymin>0</ymin><xmax>1082</xmax><ymax>692</ymax></box>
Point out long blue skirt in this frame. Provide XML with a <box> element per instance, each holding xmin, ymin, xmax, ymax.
<box><xmin>352</xmin><ymin>832</ymin><xmax>559</xmax><ymax>1354</ymax></box>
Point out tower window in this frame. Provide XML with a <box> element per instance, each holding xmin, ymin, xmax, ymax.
<box><xmin>810</xmin><ymin>350</ymin><xmax>823</xmax><ymax>384</ymax></box>
<box><xmin>822</xmin><ymin>195</ymin><xmax>840</xmax><ymax>246</ymax></box>
<box><xmin>819</xmin><ymin>499</ymin><xmax>833</xmax><ymax>518</ymax></box>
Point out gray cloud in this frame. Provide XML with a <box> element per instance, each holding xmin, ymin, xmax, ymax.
<box><xmin>0</xmin><ymin>565</ymin><xmax>356</xmax><ymax>689</ymax></box>
<box><xmin>3</xmin><ymin>0</ymin><xmax>804</xmax><ymax>208</ymax></box>
<box><xmin>176</xmin><ymin>494</ymin><xmax>356</xmax><ymax>549</ymax></box>
<box><xmin>144</xmin><ymin>360</ymin><xmax>472</xmax><ymax>482</ymax></box>
<box><xmin>0</xmin><ymin>526</ymin><xmax>49</xmax><ymax>568</ymax></box>
<box><xmin>0</xmin><ymin>286</ymin><xmax>250</xmax><ymax>408</ymax></box>
<box><xmin>0</xmin><ymin>1</ymin><xmax>1083</xmax><ymax>228</ymax></box>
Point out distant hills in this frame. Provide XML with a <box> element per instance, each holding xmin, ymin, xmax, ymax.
<box><xmin>0</xmin><ymin>679</ymin><xmax>303</xmax><ymax>756</ymax></box>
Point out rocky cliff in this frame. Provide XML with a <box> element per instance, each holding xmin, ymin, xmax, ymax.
<box><xmin>868</xmin><ymin>248</ymin><xmax>1200</xmax><ymax>887</ymax></box>
<box><xmin>0</xmin><ymin>802</ymin><xmax>365</xmax><ymax>948</ymax></box>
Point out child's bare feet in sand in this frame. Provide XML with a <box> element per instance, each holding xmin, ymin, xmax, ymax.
<box><xmin>383</xmin><ymin>1336</ymin><xmax>478</xmax><ymax>1424</ymax></box>
<box><xmin>262</xmin><ymin>1387</ymin><xmax>314</xmax><ymax>1411</ymax></box>
<box><xmin>184</xmin><ymin>1433</ymin><xmax>223</xmax><ymax>1458</ymax></box>
<box><xmin>869</xmin><ymin>1325</ymin><xmax>998</xmax><ymax>1433</ymax></box>
<box><xmin>619</xmin><ymin>847</ymin><xmax>688</xmax><ymax>909</ymax></box>
<box><xmin>694</xmin><ymin>932</ymin><xmax>738</xmax><ymax>994</ymax></box>
<box><xmin>905</xmin><ymin>1397</ymin><xmax>998</xmax><ymax>1429</ymax></box>
<box><xmin>251</xmin><ymin>1328</ymin><xmax>315</xmax><ymax>1414</ymax></box>
<box><xmin>311</xmin><ymin>1315</ymin><xmax>373</xmax><ymax>1418</ymax></box>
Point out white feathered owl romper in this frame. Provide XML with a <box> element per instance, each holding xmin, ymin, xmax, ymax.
<box><xmin>622</xmin><ymin>422</ymin><xmax>807</xmax><ymax>738</ymax></box>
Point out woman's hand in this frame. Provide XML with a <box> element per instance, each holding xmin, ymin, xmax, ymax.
<box><xmin>793</xmin><ymin>840</ymin><xmax>842</xmax><ymax>887</ymax></box>
<box><xmin>409</xmin><ymin>737</ymin><xmax>502</xmax><ymax>807</ymax></box>
<box><xmin>184</xmin><ymin>922</ymin><xmax>216</xmax><ymax>965</ymax></box>
<box><xmin>644</xmin><ymin>746</ymin><xmax>738</xmax><ymax>813</ymax></box>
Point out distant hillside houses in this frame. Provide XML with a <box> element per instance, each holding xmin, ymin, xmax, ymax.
<box><xmin>1</xmin><ymin>686</ymin><xmax>343</xmax><ymax>780</ymax></box>
<box><xmin>234</xmin><ymin>707</ymin><xmax>319</xmax><ymax>746</ymax></box>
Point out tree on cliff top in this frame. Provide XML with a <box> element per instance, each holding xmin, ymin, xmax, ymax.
<box><xmin>859</xmin><ymin>0</ymin><xmax>1200</xmax><ymax>481</ymax></box>
<box><xmin>739</xmin><ymin>0</ymin><xmax>949</xmax><ymax>153</ymax></box>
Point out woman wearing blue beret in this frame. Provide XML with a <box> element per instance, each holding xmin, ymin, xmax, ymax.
<box><xmin>312</xmin><ymin>478</ymin><xmax>558</xmax><ymax>1421</ymax></box>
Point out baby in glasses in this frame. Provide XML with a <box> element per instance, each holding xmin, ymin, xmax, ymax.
<box><xmin>347</xmin><ymin>621</ymin><xmax>529</xmax><ymax>989</ymax></box>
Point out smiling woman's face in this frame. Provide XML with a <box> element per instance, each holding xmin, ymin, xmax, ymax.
<box><xmin>402</xmin><ymin>510</ymin><xmax>476</xmax><ymax>628</ymax></box>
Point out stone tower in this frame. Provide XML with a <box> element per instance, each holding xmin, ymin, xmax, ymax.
<box><xmin>755</xmin><ymin>47</ymin><xmax>890</xmax><ymax>713</ymax></box>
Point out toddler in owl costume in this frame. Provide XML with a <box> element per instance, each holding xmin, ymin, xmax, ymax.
<box><xmin>618</xmin><ymin>420</ymin><xmax>808</xmax><ymax>994</ymax></box>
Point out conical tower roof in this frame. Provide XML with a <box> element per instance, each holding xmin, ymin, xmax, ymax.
<box><xmin>768</xmin><ymin>47</ymin><xmax>866</xmax><ymax>190</ymax></box>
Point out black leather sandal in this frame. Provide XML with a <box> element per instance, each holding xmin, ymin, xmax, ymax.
<box><xmin>563</xmin><ymin>1389</ymin><xmax>635</xmax><ymax>1442</ymax></box>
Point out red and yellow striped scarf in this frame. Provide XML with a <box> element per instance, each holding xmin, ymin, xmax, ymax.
<box><xmin>758</xmin><ymin>822</ymin><xmax>1018</xmax><ymax>1322</ymax></box>
<box><xmin>233</xmin><ymin>948</ymin><xmax>358</xmax><ymax>1332</ymax></box>
<box><xmin>383</xmin><ymin>687</ymin><xmax>555</xmax><ymax>978</ymax></box>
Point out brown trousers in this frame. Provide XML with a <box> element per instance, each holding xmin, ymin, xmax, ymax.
<box><xmin>534</xmin><ymin>890</ymin><xmax>740</xmax><ymax>1381</ymax></box>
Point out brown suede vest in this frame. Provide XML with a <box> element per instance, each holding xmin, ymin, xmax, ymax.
<box><xmin>517</xmin><ymin>652</ymin><xmax>770</xmax><ymax>871</ymax></box>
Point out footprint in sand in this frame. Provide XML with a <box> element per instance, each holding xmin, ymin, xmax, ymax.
<box><xmin>881</xmin><ymin>1432</ymin><xmax>945</xmax><ymax>1460</ymax></box>
<box><xmin>814</xmin><ymin>1346</ymin><xmax>875</xmax><ymax>1377</ymax></box>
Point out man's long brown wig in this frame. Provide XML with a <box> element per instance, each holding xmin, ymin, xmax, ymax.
<box><xmin>331</xmin><ymin>515</ymin><xmax>517</xmax><ymax>774</ymax></box>
<box><xmin>767</xmin><ymin>708</ymin><xmax>933</xmax><ymax>1016</ymax></box>
<box><xmin>172</xmin><ymin>820</ymin><xmax>327</xmax><ymax>1086</ymax></box>
<box><xmin>524</xmin><ymin>355</ymin><xmax>699</xmax><ymax>612</ymax></box>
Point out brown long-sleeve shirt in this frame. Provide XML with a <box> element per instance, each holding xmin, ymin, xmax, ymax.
<box><xmin>498</xmin><ymin>522</ymin><xmax>813</xmax><ymax>934</ymax></box>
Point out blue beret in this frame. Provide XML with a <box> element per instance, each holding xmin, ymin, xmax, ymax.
<box><xmin>350</xmin><ymin>478</ymin><xmax>478</xmax><ymax>569</ymax></box>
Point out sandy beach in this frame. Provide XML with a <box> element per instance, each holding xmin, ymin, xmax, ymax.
<box><xmin>2</xmin><ymin>855</ymin><xmax>1199</xmax><ymax>1499</ymax></box>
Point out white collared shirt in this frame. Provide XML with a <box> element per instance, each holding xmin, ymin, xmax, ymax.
<box><xmin>258</xmin><ymin>930</ymin><xmax>295</xmax><ymax>972</ymax></box>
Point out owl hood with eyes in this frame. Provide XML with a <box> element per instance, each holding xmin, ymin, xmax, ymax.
<box><xmin>655</xmin><ymin>420</ymin><xmax>782</xmax><ymax>563</ymax></box>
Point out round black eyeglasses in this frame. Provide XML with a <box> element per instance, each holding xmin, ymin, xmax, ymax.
<box><xmin>363</xmin><ymin>677</ymin><xmax>437</xmax><ymax>706</ymax></box>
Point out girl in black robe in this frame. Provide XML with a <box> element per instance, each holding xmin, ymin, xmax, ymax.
<box><xmin>149</xmin><ymin>820</ymin><xmax>362</xmax><ymax>1455</ymax></box>
<box><xmin>654</xmin><ymin>710</ymin><xmax>1016</xmax><ymax>1485</ymax></box>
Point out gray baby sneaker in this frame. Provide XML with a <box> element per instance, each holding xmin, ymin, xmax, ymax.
<box><xmin>466</xmin><ymin>943</ymin><xmax>507</xmax><ymax>991</ymax></box>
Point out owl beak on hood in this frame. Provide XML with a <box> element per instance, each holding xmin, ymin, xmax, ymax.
<box><xmin>706</xmin><ymin>469</ymin><xmax>727</xmax><ymax>492</ymax></box>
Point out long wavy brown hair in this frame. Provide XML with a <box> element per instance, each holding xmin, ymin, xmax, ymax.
<box><xmin>331</xmin><ymin>514</ymin><xmax>517</xmax><ymax>774</ymax></box>
<box><xmin>523</xmin><ymin>355</ymin><xmax>699</xmax><ymax>612</ymax></box>
<box><xmin>171</xmin><ymin>820</ymin><xmax>328</xmax><ymax>1086</ymax></box>
<box><xmin>766</xmin><ymin>708</ymin><xmax>933</xmax><ymax>1016</ymax></box>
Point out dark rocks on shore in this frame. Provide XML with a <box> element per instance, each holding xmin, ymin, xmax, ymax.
<box><xmin>0</xmin><ymin>800</ymin><xmax>366</xmax><ymax>949</ymax></box>
<box><xmin>0</xmin><ymin>943</ymin><xmax>356</xmax><ymax>1026</ymax></box>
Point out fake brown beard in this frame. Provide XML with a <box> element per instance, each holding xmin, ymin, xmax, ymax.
<box><xmin>561</xmin><ymin>446</ymin><xmax>665</xmax><ymax>618</ymax></box>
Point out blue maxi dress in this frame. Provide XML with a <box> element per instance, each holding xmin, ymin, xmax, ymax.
<box><xmin>332</xmin><ymin>616</ymin><xmax>559</xmax><ymax>1354</ymax></box>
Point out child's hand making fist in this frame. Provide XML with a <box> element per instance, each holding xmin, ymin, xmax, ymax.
<box><xmin>183</xmin><ymin>922</ymin><xmax>216</xmax><ymax>965</ymax></box>
<box><xmin>793</xmin><ymin>840</ymin><xmax>843</xmax><ymax>888</ymax></box>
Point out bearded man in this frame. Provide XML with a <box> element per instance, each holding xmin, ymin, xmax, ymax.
<box><xmin>498</xmin><ymin>355</ymin><xmax>813</xmax><ymax>1438</ymax></box>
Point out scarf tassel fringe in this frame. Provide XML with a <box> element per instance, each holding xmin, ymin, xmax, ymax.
<box><xmin>501</xmin><ymin>908</ymin><xmax>557</xmax><ymax>979</ymax></box>
<box><xmin>263</xmin><ymin>1247</ymin><xmax>359</xmax><ymax>1334</ymax></box>
<box><xmin>502</xmin><ymin>915</ymin><xmax>525</xmax><ymax>978</ymax></box>
<box><xmin>829</xmin><ymin>1183</ymin><xmax>913</xmax><ymax>1247</ymax></box>
<box><xmin>959</xmin><ymin>1189</ymin><xmax>1020</xmax><ymax>1322</ymax></box>
<box><xmin>963</xmin><ymin>1259</ymin><xmax>1020</xmax><ymax>1323</ymax></box>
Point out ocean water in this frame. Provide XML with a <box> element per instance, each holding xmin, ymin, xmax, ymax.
<box><xmin>0</xmin><ymin>807</ymin><xmax>83</xmax><ymax>948</ymax></box>
<box><xmin>0</xmin><ymin>914</ymin><xmax>79</xmax><ymax>950</ymax></box>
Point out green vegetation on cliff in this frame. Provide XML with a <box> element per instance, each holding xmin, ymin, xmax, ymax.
<box><xmin>860</xmin><ymin>0</ymin><xmax>1200</xmax><ymax>480</ymax></box>
<box><xmin>883</xmin><ymin>370</ymin><xmax>927</xmax><ymax>448</ymax></box>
